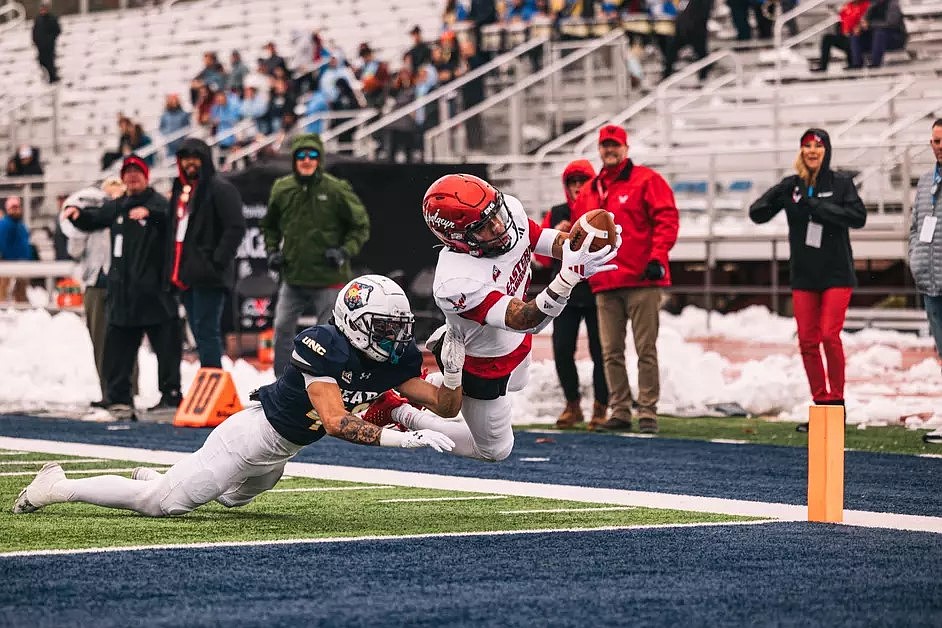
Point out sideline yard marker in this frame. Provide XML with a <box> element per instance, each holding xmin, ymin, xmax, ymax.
<box><xmin>174</xmin><ymin>368</ymin><xmax>242</xmax><ymax>428</ymax></box>
<box><xmin>808</xmin><ymin>405</ymin><xmax>845</xmax><ymax>523</ymax></box>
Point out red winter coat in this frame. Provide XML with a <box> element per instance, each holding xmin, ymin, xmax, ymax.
<box><xmin>571</xmin><ymin>158</ymin><xmax>679</xmax><ymax>292</ymax></box>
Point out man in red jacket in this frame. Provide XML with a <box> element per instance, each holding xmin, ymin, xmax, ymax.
<box><xmin>571</xmin><ymin>124</ymin><xmax>679</xmax><ymax>433</ymax></box>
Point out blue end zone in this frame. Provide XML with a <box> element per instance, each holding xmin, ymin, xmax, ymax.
<box><xmin>1</xmin><ymin>414</ymin><xmax>939</xmax><ymax>517</ymax></box>
<box><xmin>2</xmin><ymin>524</ymin><xmax>941</xmax><ymax>627</ymax></box>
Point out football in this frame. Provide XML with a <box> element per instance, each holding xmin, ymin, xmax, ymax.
<box><xmin>567</xmin><ymin>209</ymin><xmax>618</xmax><ymax>252</ymax></box>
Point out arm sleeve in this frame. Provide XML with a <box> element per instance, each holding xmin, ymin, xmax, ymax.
<box><xmin>212</xmin><ymin>183</ymin><xmax>247</xmax><ymax>268</ymax></box>
<box><xmin>339</xmin><ymin>181</ymin><xmax>371</xmax><ymax>257</ymax></box>
<box><xmin>260</xmin><ymin>184</ymin><xmax>283</xmax><ymax>254</ymax></box>
<box><xmin>749</xmin><ymin>182</ymin><xmax>786</xmax><ymax>224</ymax></box>
<box><xmin>645</xmin><ymin>175</ymin><xmax>680</xmax><ymax>263</ymax></box>
<box><xmin>805</xmin><ymin>178</ymin><xmax>867</xmax><ymax>229</ymax></box>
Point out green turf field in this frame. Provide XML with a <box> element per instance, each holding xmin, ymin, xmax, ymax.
<box><xmin>521</xmin><ymin>417</ymin><xmax>940</xmax><ymax>455</ymax></box>
<box><xmin>0</xmin><ymin>450</ymin><xmax>749</xmax><ymax>553</ymax></box>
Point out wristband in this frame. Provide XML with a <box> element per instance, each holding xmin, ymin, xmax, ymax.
<box><xmin>548</xmin><ymin>270</ymin><xmax>579</xmax><ymax>299</ymax></box>
<box><xmin>443</xmin><ymin>370</ymin><xmax>462</xmax><ymax>390</ymax></box>
<box><xmin>379</xmin><ymin>429</ymin><xmax>406</xmax><ymax>448</ymax></box>
<box><xmin>535</xmin><ymin>288</ymin><xmax>568</xmax><ymax>318</ymax></box>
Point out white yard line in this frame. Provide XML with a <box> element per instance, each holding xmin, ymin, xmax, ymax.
<box><xmin>0</xmin><ymin>451</ymin><xmax>27</xmax><ymax>456</ymax></box>
<box><xmin>377</xmin><ymin>495</ymin><xmax>509</xmax><ymax>503</ymax></box>
<box><xmin>268</xmin><ymin>486</ymin><xmax>395</xmax><ymax>493</ymax></box>
<box><xmin>2</xmin><ymin>436</ymin><xmax>941</xmax><ymax>535</ymax></box>
<box><xmin>0</xmin><ymin>520</ymin><xmax>778</xmax><ymax>558</ymax></box>
<box><xmin>710</xmin><ymin>439</ymin><xmax>748</xmax><ymax>445</ymax></box>
<box><xmin>500</xmin><ymin>507</ymin><xmax>636</xmax><ymax>514</ymax></box>
<box><xmin>0</xmin><ymin>458</ymin><xmax>104</xmax><ymax>466</ymax></box>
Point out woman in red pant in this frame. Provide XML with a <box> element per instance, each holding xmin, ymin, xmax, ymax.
<box><xmin>750</xmin><ymin>128</ymin><xmax>867</xmax><ymax>431</ymax></box>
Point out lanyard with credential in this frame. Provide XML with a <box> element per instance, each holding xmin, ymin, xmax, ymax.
<box><xmin>931</xmin><ymin>164</ymin><xmax>941</xmax><ymax>215</ymax></box>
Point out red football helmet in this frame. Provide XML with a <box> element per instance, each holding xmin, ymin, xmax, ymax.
<box><xmin>422</xmin><ymin>173</ymin><xmax>519</xmax><ymax>258</ymax></box>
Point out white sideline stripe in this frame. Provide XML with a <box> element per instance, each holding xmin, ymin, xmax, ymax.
<box><xmin>0</xmin><ymin>520</ymin><xmax>778</xmax><ymax>558</ymax></box>
<box><xmin>0</xmin><ymin>467</ymin><xmax>167</xmax><ymax>477</ymax></box>
<box><xmin>710</xmin><ymin>439</ymin><xmax>748</xmax><ymax>445</ymax></box>
<box><xmin>500</xmin><ymin>507</ymin><xmax>636</xmax><ymax>514</ymax></box>
<box><xmin>268</xmin><ymin>486</ymin><xmax>395</xmax><ymax>493</ymax></box>
<box><xmin>0</xmin><ymin>458</ymin><xmax>104</xmax><ymax>466</ymax></box>
<box><xmin>377</xmin><ymin>495</ymin><xmax>509</xmax><ymax>503</ymax></box>
<box><xmin>918</xmin><ymin>454</ymin><xmax>942</xmax><ymax>459</ymax></box>
<box><xmin>2</xmin><ymin>437</ymin><xmax>941</xmax><ymax>535</ymax></box>
<box><xmin>0</xmin><ymin>451</ymin><xmax>27</xmax><ymax>456</ymax></box>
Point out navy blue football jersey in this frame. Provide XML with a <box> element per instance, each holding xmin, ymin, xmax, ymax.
<box><xmin>257</xmin><ymin>324</ymin><xmax>423</xmax><ymax>445</ymax></box>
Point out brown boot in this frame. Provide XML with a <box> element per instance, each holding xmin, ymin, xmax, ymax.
<box><xmin>555</xmin><ymin>401</ymin><xmax>584</xmax><ymax>429</ymax></box>
<box><xmin>587</xmin><ymin>401</ymin><xmax>608</xmax><ymax>431</ymax></box>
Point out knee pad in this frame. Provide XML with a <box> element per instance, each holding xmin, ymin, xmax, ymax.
<box><xmin>476</xmin><ymin>434</ymin><xmax>515</xmax><ymax>462</ymax></box>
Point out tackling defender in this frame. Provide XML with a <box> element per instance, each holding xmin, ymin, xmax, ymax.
<box><xmin>13</xmin><ymin>275</ymin><xmax>464</xmax><ymax>517</ymax></box>
<box><xmin>368</xmin><ymin>173</ymin><xmax>620</xmax><ymax>461</ymax></box>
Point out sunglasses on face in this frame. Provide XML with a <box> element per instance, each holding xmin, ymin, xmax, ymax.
<box><xmin>294</xmin><ymin>150</ymin><xmax>320</xmax><ymax>161</ymax></box>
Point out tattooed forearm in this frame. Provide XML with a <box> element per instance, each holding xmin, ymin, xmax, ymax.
<box><xmin>336</xmin><ymin>413</ymin><xmax>383</xmax><ymax>446</ymax></box>
<box><xmin>505</xmin><ymin>298</ymin><xmax>550</xmax><ymax>331</ymax></box>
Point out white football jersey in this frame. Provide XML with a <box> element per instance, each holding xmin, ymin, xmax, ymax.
<box><xmin>432</xmin><ymin>194</ymin><xmax>544</xmax><ymax>379</ymax></box>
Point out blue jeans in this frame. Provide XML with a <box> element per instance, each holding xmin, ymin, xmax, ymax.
<box><xmin>273</xmin><ymin>283</ymin><xmax>340</xmax><ymax>378</ymax></box>
<box><xmin>924</xmin><ymin>294</ymin><xmax>942</xmax><ymax>358</ymax></box>
<box><xmin>182</xmin><ymin>287</ymin><xmax>227</xmax><ymax>369</ymax></box>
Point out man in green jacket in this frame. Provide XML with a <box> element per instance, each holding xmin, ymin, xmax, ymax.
<box><xmin>261</xmin><ymin>133</ymin><xmax>371</xmax><ymax>376</ymax></box>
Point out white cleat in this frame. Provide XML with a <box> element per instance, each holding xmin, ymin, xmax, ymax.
<box><xmin>11</xmin><ymin>462</ymin><xmax>67</xmax><ymax>514</ymax></box>
<box><xmin>131</xmin><ymin>467</ymin><xmax>162</xmax><ymax>481</ymax></box>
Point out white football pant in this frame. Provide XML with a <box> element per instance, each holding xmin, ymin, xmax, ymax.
<box><xmin>397</xmin><ymin>355</ymin><xmax>529</xmax><ymax>462</ymax></box>
<box><xmin>50</xmin><ymin>405</ymin><xmax>302</xmax><ymax>517</ymax></box>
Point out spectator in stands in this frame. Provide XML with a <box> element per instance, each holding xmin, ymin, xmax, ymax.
<box><xmin>849</xmin><ymin>0</ymin><xmax>907</xmax><ymax>68</ymax></box>
<box><xmin>261</xmin><ymin>133</ymin><xmax>370</xmax><ymax>376</ymax></box>
<box><xmin>319</xmin><ymin>54</ymin><xmax>364</xmax><ymax>111</ymax></box>
<box><xmin>386</xmin><ymin>68</ymin><xmax>420</xmax><ymax>162</ymax></box>
<box><xmin>407</xmin><ymin>25</ymin><xmax>432</xmax><ymax>73</ymax></box>
<box><xmin>64</xmin><ymin>155</ymin><xmax>182</xmax><ymax>421</ymax></box>
<box><xmin>158</xmin><ymin>94</ymin><xmax>191</xmax><ymax>157</ymax></box>
<box><xmin>6</xmin><ymin>145</ymin><xmax>43</xmax><ymax>177</ymax></box>
<box><xmin>749</xmin><ymin>129</ymin><xmax>866</xmax><ymax>431</ymax></box>
<box><xmin>193</xmin><ymin>52</ymin><xmax>226</xmax><ymax>93</ymax></box>
<box><xmin>241</xmin><ymin>81</ymin><xmax>270</xmax><ymax>136</ymax></box>
<box><xmin>210</xmin><ymin>90</ymin><xmax>242</xmax><ymax>150</ymax></box>
<box><xmin>227</xmin><ymin>50</ymin><xmax>249</xmax><ymax>95</ymax></box>
<box><xmin>469</xmin><ymin>0</ymin><xmax>499</xmax><ymax>56</ymax></box>
<box><xmin>810</xmin><ymin>0</ymin><xmax>870</xmax><ymax>72</ymax></box>
<box><xmin>265</xmin><ymin>78</ymin><xmax>297</xmax><ymax>134</ymax></box>
<box><xmin>127</xmin><ymin>122</ymin><xmax>154</xmax><ymax>166</ymax></box>
<box><xmin>536</xmin><ymin>160</ymin><xmax>610</xmax><ymax>429</ymax></box>
<box><xmin>167</xmin><ymin>138</ymin><xmax>246</xmax><ymax>371</ymax></box>
<box><xmin>908</xmin><ymin>120</ymin><xmax>942</xmax><ymax>364</ymax></box>
<box><xmin>414</xmin><ymin>62</ymin><xmax>440</xmax><ymax>138</ymax></box>
<box><xmin>32</xmin><ymin>1</ymin><xmax>60</xmax><ymax>84</ymax></box>
<box><xmin>505</xmin><ymin>0</ymin><xmax>538</xmax><ymax>22</ymax></box>
<box><xmin>261</xmin><ymin>42</ymin><xmax>288</xmax><ymax>76</ymax></box>
<box><xmin>290</xmin><ymin>29</ymin><xmax>315</xmax><ymax>94</ymax></box>
<box><xmin>432</xmin><ymin>43</ymin><xmax>457</xmax><ymax>85</ymax></box>
<box><xmin>0</xmin><ymin>196</ymin><xmax>33</xmax><ymax>303</ymax></box>
<box><xmin>357</xmin><ymin>43</ymin><xmax>390</xmax><ymax>109</ymax></box>
<box><xmin>727</xmin><ymin>0</ymin><xmax>772</xmax><ymax>41</ymax></box>
<box><xmin>58</xmin><ymin>179</ymin><xmax>136</xmax><ymax>408</ymax></box>
<box><xmin>193</xmin><ymin>83</ymin><xmax>215</xmax><ymax>127</ymax></box>
<box><xmin>455</xmin><ymin>39</ymin><xmax>486</xmax><ymax>151</ymax></box>
<box><xmin>302</xmin><ymin>91</ymin><xmax>330</xmax><ymax>134</ymax></box>
<box><xmin>571</xmin><ymin>125</ymin><xmax>679</xmax><ymax>433</ymax></box>
<box><xmin>662</xmin><ymin>0</ymin><xmax>713</xmax><ymax>81</ymax></box>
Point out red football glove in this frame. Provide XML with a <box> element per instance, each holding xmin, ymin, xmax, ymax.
<box><xmin>363</xmin><ymin>390</ymin><xmax>410</xmax><ymax>427</ymax></box>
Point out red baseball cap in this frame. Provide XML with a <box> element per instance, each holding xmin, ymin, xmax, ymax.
<box><xmin>598</xmin><ymin>124</ymin><xmax>627</xmax><ymax>146</ymax></box>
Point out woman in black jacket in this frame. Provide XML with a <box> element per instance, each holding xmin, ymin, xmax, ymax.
<box><xmin>749</xmin><ymin>128</ymin><xmax>866</xmax><ymax>430</ymax></box>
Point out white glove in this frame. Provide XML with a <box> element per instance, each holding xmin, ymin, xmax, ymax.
<box><xmin>608</xmin><ymin>213</ymin><xmax>624</xmax><ymax>250</ymax></box>
<box><xmin>440</xmin><ymin>327</ymin><xmax>465</xmax><ymax>390</ymax></box>
<box><xmin>401</xmin><ymin>429</ymin><xmax>455</xmax><ymax>452</ymax></box>
<box><xmin>545</xmin><ymin>232</ymin><xmax>619</xmax><ymax>301</ymax></box>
